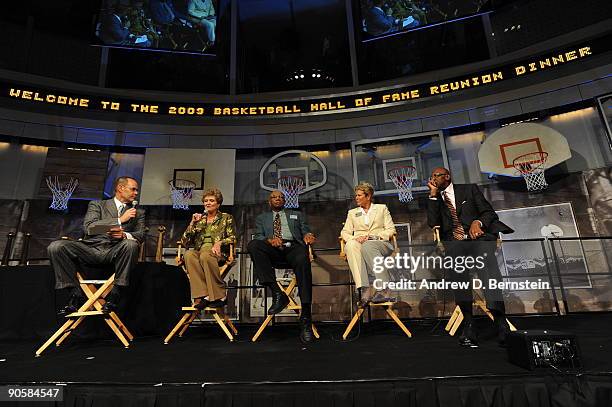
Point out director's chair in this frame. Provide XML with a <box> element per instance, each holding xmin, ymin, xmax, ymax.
<box><xmin>251</xmin><ymin>245</ymin><xmax>320</xmax><ymax>342</ymax></box>
<box><xmin>35</xmin><ymin>271</ymin><xmax>134</xmax><ymax>357</ymax></box>
<box><xmin>339</xmin><ymin>234</ymin><xmax>412</xmax><ymax>340</ymax></box>
<box><xmin>164</xmin><ymin>241</ymin><xmax>238</xmax><ymax>343</ymax></box>
<box><xmin>432</xmin><ymin>226</ymin><xmax>517</xmax><ymax>336</ymax></box>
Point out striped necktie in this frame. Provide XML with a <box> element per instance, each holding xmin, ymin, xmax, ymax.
<box><xmin>443</xmin><ymin>192</ymin><xmax>466</xmax><ymax>241</ymax></box>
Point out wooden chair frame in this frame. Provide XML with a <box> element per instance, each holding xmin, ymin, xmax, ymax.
<box><xmin>251</xmin><ymin>245</ymin><xmax>320</xmax><ymax>342</ymax></box>
<box><xmin>339</xmin><ymin>233</ymin><xmax>412</xmax><ymax>340</ymax></box>
<box><xmin>164</xmin><ymin>241</ymin><xmax>239</xmax><ymax>343</ymax></box>
<box><xmin>36</xmin><ymin>272</ymin><xmax>134</xmax><ymax>357</ymax></box>
<box><xmin>432</xmin><ymin>226</ymin><xmax>517</xmax><ymax>336</ymax></box>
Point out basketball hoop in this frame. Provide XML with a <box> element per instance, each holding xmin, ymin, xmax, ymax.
<box><xmin>169</xmin><ymin>179</ymin><xmax>196</xmax><ymax>210</ymax></box>
<box><xmin>513</xmin><ymin>151</ymin><xmax>549</xmax><ymax>192</ymax></box>
<box><xmin>278</xmin><ymin>176</ymin><xmax>305</xmax><ymax>209</ymax></box>
<box><xmin>388</xmin><ymin>166</ymin><xmax>417</xmax><ymax>202</ymax></box>
<box><xmin>46</xmin><ymin>176</ymin><xmax>78</xmax><ymax>211</ymax></box>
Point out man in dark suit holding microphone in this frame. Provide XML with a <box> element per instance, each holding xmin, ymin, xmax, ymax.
<box><xmin>48</xmin><ymin>176</ymin><xmax>145</xmax><ymax>315</ymax></box>
<box><xmin>427</xmin><ymin>167</ymin><xmax>513</xmax><ymax>347</ymax></box>
<box><xmin>247</xmin><ymin>190</ymin><xmax>317</xmax><ymax>343</ymax></box>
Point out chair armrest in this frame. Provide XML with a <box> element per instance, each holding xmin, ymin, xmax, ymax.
<box><xmin>390</xmin><ymin>233</ymin><xmax>399</xmax><ymax>254</ymax></box>
<box><xmin>227</xmin><ymin>241</ymin><xmax>236</xmax><ymax>263</ymax></box>
<box><xmin>338</xmin><ymin>236</ymin><xmax>347</xmax><ymax>260</ymax></box>
<box><xmin>432</xmin><ymin>226</ymin><xmax>441</xmax><ymax>243</ymax></box>
<box><xmin>307</xmin><ymin>243</ymin><xmax>314</xmax><ymax>262</ymax></box>
<box><xmin>176</xmin><ymin>240</ymin><xmax>185</xmax><ymax>266</ymax></box>
<box><xmin>431</xmin><ymin>226</ymin><xmax>445</xmax><ymax>255</ymax></box>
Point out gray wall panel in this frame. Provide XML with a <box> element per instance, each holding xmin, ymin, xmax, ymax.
<box><xmin>212</xmin><ymin>135</ymin><xmax>254</xmax><ymax>149</ymax></box>
<box><xmin>468</xmin><ymin>100</ymin><xmax>523</xmax><ymax>124</ymax></box>
<box><xmin>334</xmin><ymin>125</ymin><xmax>378</xmax><ymax>143</ymax></box>
<box><xmin>422</xmin><ymin>111</ymin><xmax>471</xmax><ymax>131</ymax></box>
<box><xmin>520</xmin><ymin>87</ymin><xmax>583</xmax><ymax>114</ymax></box>
<box><xmin>22</xmin><ymin>123</ymin><xmax>78</xmax><ymax>142</ymax></box>
<box><xmin>76</xmin><ymin>128</ymin><xmax>122</xmax><ymax>145</ymax></box>
<box><xmin>579</xmin><ymin>76</ymin><xmax>612</xmax><ymax>99</ymax></box>
<box><xmin>253</xmin><ymin>133</ymin><xmax>294</xmax><ymax>148</ymax></box>
<box><xmin>168</xmin><ymin>134</ymin><xmax>212</xmax><ymax>148</ymax></box>
<box><xmin>293</xmin><ymin>130</ymin><xmax>334</xmax><ymax>146</ymax></box>
<box><xmin>0</xmin><ymin>119</ymin><xmax>24</xmax><ymax>137</ymax></box>
<box><xmin>376</xmin><ymin>119</ymin><xmax>423</xmax><ymax>138</ymax></box>
<box><xmin>123</xmin><ymin>132</ymin><xmax>170</xmax><ymax>148</ymax></box>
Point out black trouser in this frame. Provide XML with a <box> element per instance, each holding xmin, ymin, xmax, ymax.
<box><xmin>444</xmin><ymin>236</ymin><xmax>505</xmax><ymax>315</ymax></box>
<box><xmin>48</xmin><ymin>239</ymin><xmax>140</xmax><ymax>289</ymax></box>
<box><xmin>247</xmin><ymin>239</ymin><xmax>312</xmax><ymax>304</ymax></box>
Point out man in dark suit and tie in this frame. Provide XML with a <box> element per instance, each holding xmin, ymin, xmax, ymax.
<box><xmin>48</xmin><ymin>176</ymin><xmax>145</xmax><ymax>315</ymax></box>
<box><xmin>247</xmin><ymin>190</ymin><xmax>317</xmax><ymax>343</ymax></box>
<box><xmin>427</xmin><ymin>167</ymin><xmax>513</xmax><ymax>347</ymax></box>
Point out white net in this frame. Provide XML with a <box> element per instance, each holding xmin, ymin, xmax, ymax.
<box><xmin>513</xmin><ymin>152</ymin><xmax>549</xmax><ymax>192</ymax></box>
<box><xmin>388</xmin><ymin>166</ymin><xmax>417</xmax><ymax>202</ymax></box>
<box><xmin>169</xmin><ymin>179</ymin><xmax>196</xmax><ymax>210</ymax></box>
<box><xmin>278</xmin><ymin>176</ymin><xmax>305</xmax><ymax>209</ymax></box>
<box><xmin>46</xmin><ymin>176</ymin><xmax>79</xmax><ymax>211</ymax></box>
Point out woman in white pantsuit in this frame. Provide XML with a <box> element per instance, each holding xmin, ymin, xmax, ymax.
<box><xmin>341</xmin><ymin>182</ymin><xmax>396</xmax><ymax>306</ymax></box>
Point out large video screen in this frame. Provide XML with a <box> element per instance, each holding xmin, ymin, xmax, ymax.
<box><xmin>358</xmin><ymin>0</ymin><xmax>493</xmax><ymax>41</ymax></box>
<box><xmin>94</xmin><ymin>0</ymin><xmax>220</xmax><ymax>54</ymax></box>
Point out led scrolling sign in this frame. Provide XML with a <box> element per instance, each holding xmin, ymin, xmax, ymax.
<box><xmin>1</xmin><ymin>36</ymin><xmax>609</xmax><ymax>120</ymax></box>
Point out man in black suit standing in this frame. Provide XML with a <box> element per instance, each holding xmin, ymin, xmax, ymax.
<box><xmin>48</xmin><ymin>176</ymin><xmax>145</xmax><ymax>315</ymax></box>
<box><xmin>427</xmin><ymin>167</ymin><xmax>513</xmax><ymax>347</ymax></box>
<box><xmin>247</xmin><ymin>190</ymin><xmax>317</xmax><ymax>343</ymax></box>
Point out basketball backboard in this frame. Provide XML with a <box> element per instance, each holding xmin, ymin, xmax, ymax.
<box><xmin>351</xmin><ymin>131</ymin><xmax>448</xmax><ymax>196</ymax></box>
<box><xmin>479</xmin><ymin>123</ymin><xmax>571</xmax><ymax>177</ymax></box>
<box><xmin>259</xmin><ymin>150</ymin><xmax>327</xmax><ymax>193</ymax></box>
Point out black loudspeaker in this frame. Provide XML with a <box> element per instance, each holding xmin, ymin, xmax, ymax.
<box><xmin>506</xmin><ymin>330</ymin><xmax>581</xmax><ymax>370</ymax></box>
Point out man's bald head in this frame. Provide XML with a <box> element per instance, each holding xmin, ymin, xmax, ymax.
<box><xmin>268</xmin><ymin>190</ymin><xmax>286</xmax><ymax>211</ymax></box>
<box><xmin>430</xmin><ymin>167</ymin><xmax>451</xmax><ymax>189</ymax></box>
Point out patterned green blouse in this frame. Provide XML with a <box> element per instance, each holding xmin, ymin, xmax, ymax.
<box><xmin>181</xmin><ymin>212</ymin><xmax>236</xmax><ymax>251</ymax></box>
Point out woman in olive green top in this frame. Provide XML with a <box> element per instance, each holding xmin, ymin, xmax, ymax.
<box><xmin>181</xmin><ymin>188</ymin><xmax>236</xmax><ymax>309</ymax></box>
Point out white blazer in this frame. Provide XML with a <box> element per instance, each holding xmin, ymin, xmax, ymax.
<box><xmin>341</xmin><ymin>203</ymin><xmax>396</xmax><ymax>242</ymax></box>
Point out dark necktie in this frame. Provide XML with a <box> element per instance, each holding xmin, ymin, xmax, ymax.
<box><xmin>119</xmin><ymin>204</ymin><xmax>126</xmax><ymax>217</ymax></box>
<box><xmin>443</xmin><ymin>192</ymin><xmax>466</xmax><ymax>241</ymax></box>
<box><xmin>273</xmin><ymin>213</ymin><xmax>282</xmax><ymax>239</ymax></box>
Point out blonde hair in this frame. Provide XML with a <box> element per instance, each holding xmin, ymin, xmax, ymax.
<box><xmin>202</xmin><ymin>188</ymin><xmax>223</xmax><ymax>205</ymax></box>
<box><xmin>354</xmin><ymin>182</ymin><xmax>374</xmax><ymax>199</ymax></box>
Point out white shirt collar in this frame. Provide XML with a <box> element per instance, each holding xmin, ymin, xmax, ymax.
<box><xmin>442</xmin><ymin>183</ymin><xmax>456</xmax><ymax>206</ymax></box>
<box><xmin>114</xmin><ymin>197</ymin><xmax>126</xmax><ymax>212</ymax></box>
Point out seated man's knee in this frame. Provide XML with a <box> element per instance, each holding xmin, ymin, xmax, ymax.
<box><xmin>291</xmin><ymin>246</ymin><xmax>309</xmax><ymax>264</ymax></box>
<box><xmin>247</xmin><ymin>239</ymin><xmax>266</xmax><ymax>253</ymax></box>
<box><xmin>120</xmin><ymin>239</ymin><xmax>140</xmax><ymax>253</ymax></box>
<box><xmin>47</xmin><ymin>239</ymin><xmax>69</xmax><ymax>256</ymax></box>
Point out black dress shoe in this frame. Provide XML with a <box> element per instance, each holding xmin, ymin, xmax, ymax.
<box><xmin>194</xmin><ymin>298</ymin><xmax>210</xmax><ymax>310</ymax></box>
<box><xmin>299</xmin><ymin>319</ymin><xmax>314</xmax><ymax>343</ymax></box>
<box><xmin>267</xmin><ymin>291</ymin><xmax>289</xmax><ymax>315</ymax></box>
<box><xmin>59</xmin><ymin>303</ymin><xmax>79</xmax><ymax>316</ymax></box>
<box><xmin>458</xmin><ymin>336</ymin><xmax>479</xmax><ymax>348</ymax></box>
<box><xmin>496</xmin><ymin>318</ymin><xmax>511</xmax><ymax>348</ymax></box>
<box><xmin>459</xmin><ymin>322</ymin><xmax>479</xmax><ymax>348</ymax></box>
<box><xmin>207</xmin><ymin>298</ymin><xmax>227</xmax><ymax>308</ymax></box>
<box><xmin>101</xmin><ymin>300</ymin><xmax>118</xmax><ymax>315</ymax></box>
<box><xmin>59</xmin><ymin>292</ymin><xmax>85</xmax><ymax>316</ymax></box>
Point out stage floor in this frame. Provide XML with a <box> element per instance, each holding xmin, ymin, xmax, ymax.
<box><xmin>1</xmin><ymin>314</ymin><xmax>611</xmax><ymax>384</ymax></box>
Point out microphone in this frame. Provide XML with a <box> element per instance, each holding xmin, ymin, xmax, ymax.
<box><xmin>131</xmin><ymin>200</ymin><xmax>138</xmax><ymax>208</ymax></box>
